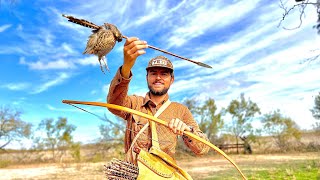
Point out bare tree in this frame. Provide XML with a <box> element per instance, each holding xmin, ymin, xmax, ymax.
<box><xmin>0</xmin><ymin>106</ymin><xmax>32</xmax><ymax>150</ymax></box>
<box><xmin>279</xmin><ymin>0</ymin><xmax>320</xmax><ymax>62</ymax></box>
<box><xmin>279</xmin><ymin>0</ymin><xmax>320</xmax><ymax>30</ymax></box>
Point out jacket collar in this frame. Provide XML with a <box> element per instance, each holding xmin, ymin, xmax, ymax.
<box><xmin>142</xmin><ymin>92</ymin><xmax>169</xmax><ymax>107</ymax></box>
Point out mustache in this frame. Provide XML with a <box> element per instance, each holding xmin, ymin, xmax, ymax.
<box><xmin>153</xmin><ymin>80</ymin><xmax>164</xmax><ymax>84</ymax></box>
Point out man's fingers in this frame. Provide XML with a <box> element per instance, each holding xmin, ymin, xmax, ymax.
<box><xmin>169</xmin><ymin>118</ymin><xmax>190</xmax><ymax>135</ymax></box>
<box><xmin>126</xmin><ymin>44</ymin><xmax>148</xmax><ymax>55</ymax></box>
<box><xmin>173</xmin><ymin>118</ymin><xmax>180</xmax><ymax>133</ymax></box>
<box><xmin>124</xmin><ymin>37</ymin><xmax>139</xmax><ymax>46</ymax></box>
<box><xmin>125</xmin><ymin>40</ymin><xmax>147</xmax><ymax>51</ymax></box>
<box><xmin>176</xmin><ymin>121</ymin><xmax>184</xmax><ymax>134</ymax></box>
<box><xmin>129</xmin><ymin>50</ymin><xmax>146</xmax><ymax>60</ymax></box>
<box><xmin>169</xmin><ymin>119</ymin><xmax>174</xmax><ymax>130</ymax></box>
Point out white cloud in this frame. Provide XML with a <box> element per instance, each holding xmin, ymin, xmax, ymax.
<box><xmin>77</xmin><ymin>55</ymin><xmax>100</xmax><ymax>66</ymax></box>
<box><xmin>0</xmin><ymin>46</ymin><xmax>26</xmax><ymax>55</ymax></box>
<box><xmin>19</xmin><ymin>58</ymin><xmax>75</xmax><ymax>70</ymax></box>
<box><xmin>40</xmin><ymin>29</ymin><xmax>55</xmax><ymax>46</ymax></box>
<box><xmin>167</xmin><ymin>0</ymin><xmax>262</xmax><ymax>47</ymax></box>
<box><xmin>0</xmin><ymin>24</ymin><xmax>12</xmax><ymax>33</ymax></box>
<box><xmin>170</xmin><ymin>76</ymin><xmax>207</xmax><ymax>95</ymax></box>
<box><xmin>161</xmin><ymin>1</ymin><xmax>320</xmax><ymax>131</ymax></box>
<box><xmin>61</xmin><ymin>43</ymin><xmax>76</xmax><ymax>54</ymax></box>
<box><xmin>134</xmin><ymin>0</ymin><xmax>167</xmax><ymax>26</ymax></box>
<box><xmin>135</xmin><ymin>11</ymin><xmax>158</xmax><ymax>26</ymax></box>
<box><xmin>1</xmin><ymin>83</ymin><xmax>30</xmax><ymax>91</ymax></box>
<box><xmin>31</xmin><ymin>73</ymin><xmax>71</xmax><ymax>94</ymax></box>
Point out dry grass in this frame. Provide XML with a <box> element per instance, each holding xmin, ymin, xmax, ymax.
<box><xmin>0</xmin><ymin>131</ymin><xmax>319</xmax><ymax>179</ymax></box>
<box><xmin>218</xmin><ymin>130</ymin><xmax>320</xmax><ymax>154</ymax></box>
<box><xmin>0</xmin><ymin>152</ymin><xmax>319</xmax><ymax>180</ymax></box>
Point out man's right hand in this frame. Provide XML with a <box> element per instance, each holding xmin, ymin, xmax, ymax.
<box><xmin>121</xmin><ymin>37</ymin><xmax>148</xmax><ymax>78</ymax></box>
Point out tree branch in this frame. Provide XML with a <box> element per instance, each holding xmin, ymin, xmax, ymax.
<box><xmin>278</xmin><ymin>0</ymin><xmax>319</xmax><ymax>30</ymax></box>
<box><xmin>0</xmin><ymin>139</ymin><xmax>11</xmax><ymax>149</ymax></box>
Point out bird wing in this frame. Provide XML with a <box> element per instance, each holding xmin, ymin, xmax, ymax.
<box><xmin>83</xmin><ymin>32</ymin><xmax>99</xmax><ymax>54</ymax></box>
<box><xmin>94</xmin><ymin>29</ymin><xmax>116</xmax><ymax>55</ymax></box>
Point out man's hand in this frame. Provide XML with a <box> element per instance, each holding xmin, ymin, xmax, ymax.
<box><xmin>121</xmin><ymin>37</ymin><xmax>148</xmax><ymax>78</ymax></box>
<box><xmin>168</xmin><ymin>118</ymin><xmax>191</xmax><ymax>136</ymax></box>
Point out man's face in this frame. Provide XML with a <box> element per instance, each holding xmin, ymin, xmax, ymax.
<box><xmin>147</xmin><ymin>67</ymin><xmax>174</xmax><ymax>96</ymax></box>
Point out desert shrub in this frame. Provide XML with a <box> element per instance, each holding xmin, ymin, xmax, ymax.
<box><xmin>306</xmin><ymin>142</ymin><xmax>320</xmax><ymax>152</ymax></box>
<box><xmin>0</xmin><ymin>160</ymin><xmax>11</xmax><ymax>168</ymax></box>
<box><xmin>70</xmin><ymin>142</ymin><xmax>81</xmax><ymax>162</ymax></box>
<box><xmin>91</xmin><ymin>153</ymin><xmax>103</xmax><ymax>163</ymax></box>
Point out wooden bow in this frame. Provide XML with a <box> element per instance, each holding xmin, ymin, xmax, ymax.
<box><xmin>62</xmin><ymin>100</ymin><xmax>247</xmax><ymax>180</ymax></box>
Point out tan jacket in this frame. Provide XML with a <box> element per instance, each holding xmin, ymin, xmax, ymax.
<box><xmin>107</xmin><ymin>68</ymin><xmax>209</xmax><ymax>164</ymax></box>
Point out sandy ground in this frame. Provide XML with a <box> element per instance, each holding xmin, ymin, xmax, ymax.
<box><xmin>0</xmin><ymin>152</ymin><xmax>319</xmax><ymax>180</ymax></box>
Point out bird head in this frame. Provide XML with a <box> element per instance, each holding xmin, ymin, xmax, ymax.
<box><xmin>104</xmin><ymin>23</ymin><xmax>123</xmax><ymax>42</ymax></box>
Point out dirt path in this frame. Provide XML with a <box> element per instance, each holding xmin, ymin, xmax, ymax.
<box><xmin>1</xmin><ymin>152</ymin><xmax>319</xmax><ymax>180</ymax></box>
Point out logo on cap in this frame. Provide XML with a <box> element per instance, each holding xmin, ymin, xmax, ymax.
<box><xmin>151</xmin><ymin>59</ymin><xmax>167</xmax><ymax>66</ymax></box>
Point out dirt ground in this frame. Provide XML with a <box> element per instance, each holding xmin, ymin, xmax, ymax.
<box><xmin>1</xmin><ymin>152</ymin><xmax>319</xmax><ymax>180</ymax></box>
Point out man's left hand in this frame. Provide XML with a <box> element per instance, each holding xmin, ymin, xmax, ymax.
<box><xmin>168</xmin><ymin>118</ymin><xmax>191</xmax><ymax>135</ymax></box>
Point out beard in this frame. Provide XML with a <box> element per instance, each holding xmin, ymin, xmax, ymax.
<box><xmin>148</xmin><ymin>84</ymin><xmax>169</xmax><ymax>96</ymax></box>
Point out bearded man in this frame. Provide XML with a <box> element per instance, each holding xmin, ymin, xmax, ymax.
<box><xmin>107</xmin><ymin>37</ymin><xmax>209</xmax><ymax>164</ymax></box>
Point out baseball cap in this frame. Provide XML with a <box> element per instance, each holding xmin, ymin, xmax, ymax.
<box><xmin>146</xmin><ymin>56</ymin><xmax>174</xmax><ymax>71</ymax></box>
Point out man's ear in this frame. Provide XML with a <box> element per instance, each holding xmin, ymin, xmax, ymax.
<box><xmin>170</xmin><ymin>75</ymin><xmax>174</xmax><ymax>85</ymax></box>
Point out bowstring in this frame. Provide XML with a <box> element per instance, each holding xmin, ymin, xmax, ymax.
<box><xmin>65</xmin><ymin>103</ymin><xmax>174</xmax><ymax>147</ymax></box>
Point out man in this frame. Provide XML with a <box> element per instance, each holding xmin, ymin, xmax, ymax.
<box><xmin>107</xmin><ymin>37</ymin><xmax>209</xmax><ymax>164</ymax></box>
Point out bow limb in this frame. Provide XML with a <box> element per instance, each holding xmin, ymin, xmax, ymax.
<box><xmin>62</xmin><ymin>100</ymin><xmax>247</xmax><ymax>180</ymax></box>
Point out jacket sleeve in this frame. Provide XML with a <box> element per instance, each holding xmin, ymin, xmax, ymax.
<box><xmin>181</xmin><ymin>107</ymin><xmax>210</xmax><ymax>155</ymax></box>
<box><xmin>107</xmin><ymin>67</ymin><xmax>136</xmax><ymax>120</ymax></box>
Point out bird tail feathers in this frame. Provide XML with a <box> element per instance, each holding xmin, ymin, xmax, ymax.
<box><xmin>62</xmin><ymin>14</ymin><xmax>100</xmax><ymax>30</ymax></box>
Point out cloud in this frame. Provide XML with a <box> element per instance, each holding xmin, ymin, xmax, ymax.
<box><xmin>159</xmin><ymin>1</ymin><xmax>320</xmax><ymax>131</ymax></box>
<box><xmin>0</xmin><ymin>46</ymin><xmax>26</xmax><ymax>55</ymax></box>
<box><xmin>19</xmin><ymin>58</ymin><xmax>76</xmax><ymax>70</ymax></box>
<box><xmin>77</xmin><ymin>55</ymin><xmax>100</xmax><ymax>66</ymax></box>
<box><xmin>1</xmin><ymin>83</ymin><xmax>30</xmax><ymax>91</ymax></box>
<box><xmin>166</xmin><ymin>0</ymin><xmax>262</xmax><ymax>47</ymax></box>
<box><xmin>0</xmin><ymin>24</ymin><xmax>12</xmax><ymax>33</ymax></box>
<box><xmin>90</xmin><ymin>90</ymin><xmax>97</xmax><ymax>95</ymax></box>
<box><xmin>134</xmin><ymin>0</ymin><xmax>167</xmax><ymax>26</ymax></box>
<box><xmin>31</xmin><ymin>73</ymin><xmax>71</xmax><ymax>94</ymax></box>
<box><xmin>61</xmin><ymin>43</ymin><xmax>76</xmax><ymax>54</ymax></box>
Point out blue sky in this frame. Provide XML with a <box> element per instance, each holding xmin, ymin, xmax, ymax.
<box><xmin>1</xmin><ymin>0</ymin><xmax>320</xmax><ymax>148</ymax></box>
